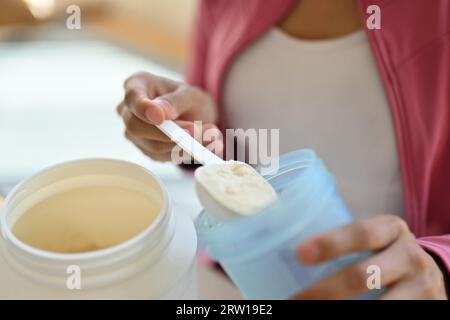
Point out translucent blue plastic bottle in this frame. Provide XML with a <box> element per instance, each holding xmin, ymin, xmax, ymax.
<box><xmin>195</xmin><ymin>149</ymin><xmax>381</xmax><ymax>299</ymax></box>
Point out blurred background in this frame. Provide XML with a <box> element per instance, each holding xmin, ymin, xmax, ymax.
<box><xmin>0</xmin><ymin>0</ymin><xmax>241</xmax><ymax>299</ymax></box>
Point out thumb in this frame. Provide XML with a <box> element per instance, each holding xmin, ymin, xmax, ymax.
<box><xmin>151</xmin><ymin>86</ymin><xmax>202</xmax><ymax>121</ymax></box>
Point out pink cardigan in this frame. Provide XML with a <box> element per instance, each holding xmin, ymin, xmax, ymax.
<box><xmin>186</xmin><ymin>0</ymin><xmax>450</xmax><ymax>275</ymax></box>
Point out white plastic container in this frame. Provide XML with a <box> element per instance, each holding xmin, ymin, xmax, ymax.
<box><xmin>0</xmin><ymin>159</ymin><xmax>197</xmax><ymax>299</ymax></box>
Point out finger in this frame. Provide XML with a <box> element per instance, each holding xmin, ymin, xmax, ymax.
<box><xmin>174</xmin><ymin>120</ymin><xmax>224</xmax><ymax>155</ymax></box>
<box><xmin>154</xmin><ymin>85</ymin><xmax>209</xmax><ymax>120</ymax></box>
<box><xmin>126</xmin><ymin>72</ymin><xmax>179</xmax><ymax>96</ymax></box>
<box><xmin>202</xmin><ymin>123</ymin><xmax>223</xmax><ymax>141</ymax></box>
<box><xmin>124</xmin><ymin>76</ymin><xmax>167</xmax><ymax>125</ymax></box>
<box><xmin>150</xmin><ymin>152</ymin><xmax>173</xmax><ymax>162</ymax></box>
<box><xmin>121</xmin><ymin>107</ymin><xmax>170</xmax><ymax>142</ymax></box>
<box><xmin>202</xmin><ymin>123</ymin><xmax>224</xmax><ymax>156</ymax></box>
<box><xmin>134</xmin><ymin>137</ymin><xmax>176</xmax><ymax>154</ymax></box>
<box><xmin>117</xmin><ymin>101</ymin><xmax>126</xmax><ymax>116</ymax></box>
<box><xmin>292</xmin><ymin>239</ymin><xmax>410</xmax><ymax>300</ymax></box>
<box><xmin>298</xmin><ymin>215</ymin><xmax>409</xmax><ymax>264</ymax></box>
<box><xmin>140</xmin><ymin>149</ymin><xmax>173</xmax><ymax>162</ymax></box>
<box><xmin>131</xmin><ymin>141</ymin><xmax>173</xmax><ymax>162</ymax></box>
<box><xmin>174</xmin><ymin>121</ymin><xmax>222</xmax><ymax>142</ymax></box>
<box><xmin>379</xmin><ymin>274</ymin><xmax>446</xmax><ymax>300</ymax></box>
<box><xmin>124</xmin><ymin>72</ymin><xmax>161</xmax><ymax>98</ymax></box>
<box><xmin>124</xmin><ymin>131</ymin><xmax>174</xmax><ymax>153</ymax></box>
<box><xmin>379</xmin><ymin>277</ymin><xmax>425</xmax><ymax>300</ymax></box>
<box><xmin>174</xmin><ymin>120</ymin><xmax>197</xmax><ymax>137</ymax></box>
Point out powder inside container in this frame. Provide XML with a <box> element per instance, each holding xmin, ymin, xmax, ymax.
<box><xmin>195</xmin><ymin>161</ymin><xmax>278</xmax><ymax>216</ymax></box>
<box><xmin>12</xmin><ymin>185</ymin><xmax>161</xmax><ymax>253</ymax></box>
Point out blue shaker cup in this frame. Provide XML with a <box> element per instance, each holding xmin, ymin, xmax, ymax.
<box><xmin>195</xmin><ymin>149</ymin><xmax>381</xmax><ymax>299</ymax></box>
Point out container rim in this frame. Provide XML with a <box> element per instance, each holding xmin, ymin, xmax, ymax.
<box><xmin>0</xmin><ymin>158</ymin><xmax>169</xmax><ymax>262</ymax></box>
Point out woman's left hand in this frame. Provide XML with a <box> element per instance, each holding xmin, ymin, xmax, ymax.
<box><xmin>292</xmin><ymin>214</ymin><xmax>448</xmax><ymax>299</ymax></box>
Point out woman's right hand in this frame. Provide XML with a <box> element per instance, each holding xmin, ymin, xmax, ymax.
<box><xmin>117</xmin><ymin>72</ymin><xmax>222</xmax><ymax>162</ymax></box>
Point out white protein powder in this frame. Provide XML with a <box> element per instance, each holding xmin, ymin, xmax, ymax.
<box><xmin>195</xmin><ymin>161</ymin><xmax>278</xmax><ymax>216</ymax></box>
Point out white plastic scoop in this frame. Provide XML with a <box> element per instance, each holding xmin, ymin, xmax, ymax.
<box><xmin>157</xmin><ymin>120</ymin><xmax>277</xmax><ymax>221</ymax></box>
<box><xmin>157</xmin><ymin>120</ymin><xmax>224</xmax><ymax>165</ymax></box>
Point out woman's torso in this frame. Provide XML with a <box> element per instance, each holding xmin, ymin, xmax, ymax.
<box><xmin>223</xmin><ymin>27</ymin><xmax>404</xmax><ymax>219</ymax></box>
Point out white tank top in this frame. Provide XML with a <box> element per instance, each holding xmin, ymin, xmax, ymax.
<box><xmin>223</xmin><ymin>28</ymin><xmax>404</xmax><ymax>219</ymax></box>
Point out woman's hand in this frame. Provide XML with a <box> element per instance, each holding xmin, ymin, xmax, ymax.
<box><xmin>293</xmin><ymin>214</ymin><xmax>448</xmax><ymax>299</ymax></box>
<box><xmin>117</xmin><ymin>72</ymin><xmax>222</xmax><ymax>162</ymax></box>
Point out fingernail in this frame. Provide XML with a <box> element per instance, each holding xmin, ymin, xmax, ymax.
<box><xmin>300</xmin><ymin>243</ymin><xmax>320</xmax><ymax>263</ymax></box>
<box><xmin>153</xmin><ymin>98</ymin><xmax>175</xmax><ymax>117</ymax></box>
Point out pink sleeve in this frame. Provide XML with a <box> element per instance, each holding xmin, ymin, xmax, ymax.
<box><xmin>185</xmin><ymin>0</ymin><xmax>211</xmax><ymax>89</ymax></box>
<box><xmin>417</xmin><ymin>235</ymin><xmax>450</xmax><ymax>276</ymax></box>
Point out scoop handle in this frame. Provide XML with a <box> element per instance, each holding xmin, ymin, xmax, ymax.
<box><xmin>157</xmin><ymin>120</ymin><xmax>224</xmax><ymax>165</ymax></box>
